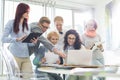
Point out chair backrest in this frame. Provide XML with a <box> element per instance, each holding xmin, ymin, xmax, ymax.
<box><xmin>0</xmin><ymin>45</ymin><xmax>20</xmax><ymax>80</ymax></box>
<box><xmin>1</xmin><ymin>45</ymin><xmax>50</xmax><ymax>80</ymax></box>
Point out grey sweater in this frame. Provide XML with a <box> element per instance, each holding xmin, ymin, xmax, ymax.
<box><xmin>28</xmin><ymin>22</ymin><xmax>54</xmax><ymax>55</ymax></box>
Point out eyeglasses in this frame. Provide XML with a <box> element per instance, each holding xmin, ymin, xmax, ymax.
<box><xmin>68</xmin><ymin>37</ymin><xmax>76</xmax><ymax>40</ymax></box>
<box><xmin>41</xmin><ymin>24</ymin><xmax>49</xmax><ymax>29</ymax></box>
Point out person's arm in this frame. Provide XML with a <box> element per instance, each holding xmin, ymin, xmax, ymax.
<box><xmin>30</xmin><ymin>24</ymin><xmax>66</xmax><ymax>58</ymax></box>
<box><xmin>39</xmin><ymin>36</ymin><xmax>66</xmax><ymax>58</ymax></box>
<box><xmin>52</xmin><ymin>47</ymin><xmax>66</xmax><ymax>58</ymax></box>
<box><xmin>39</xmin><ymin>36</ymin><xmax>54</xmax><ymax>51</ymax></box>
<box><xmin>1</xmin><ymin>20</ymin><xmax>16</xmax><ymax>43</ymax></box>
<box><xmin>1</xmin><ymin>20</ymin><xmax>27</xmax><ymax>43</ymax></box>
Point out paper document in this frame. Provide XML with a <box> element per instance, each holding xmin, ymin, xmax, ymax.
<box><xmin>45</xmin><ymin>52</ymin><xmax>59</xmax><ymax>64</ymax></box>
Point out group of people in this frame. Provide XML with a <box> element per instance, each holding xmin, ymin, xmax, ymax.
<box><xmin>1</xmin><ymin>3</ymin><xmax>104</xmax><ymax>80</ymax></box>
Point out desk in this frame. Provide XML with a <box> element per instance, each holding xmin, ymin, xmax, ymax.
<box><xmin>38</xmin><ymin>67</ymin><xmax>71</xmax><ymax>75</ymax></box>
<box><xmin>38</xmin><ymin>66</ymin><xmax>120</xmax><ymax>78</ymax></box>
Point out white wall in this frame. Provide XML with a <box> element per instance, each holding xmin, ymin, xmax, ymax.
<box><xmin>112</xmin><ymin>0</ymin><xmax>120</xmax><ymax>49</ymax></box>
<box><xmin>94</xmin><ymin>0</ymin><xmax>112</xmax><ymax>49</ymax></box>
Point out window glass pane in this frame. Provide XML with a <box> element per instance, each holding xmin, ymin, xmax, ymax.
<box><xmin>55</xmin><ymin>8</ymin><xmax>72</xmax><ymax>30</ymax></box>
<box><xmin>74</xmin><ymin>11</ymin><xmax>93</xmax><ymax>35</ymax></box>
<box><xmin>112</xmin><ymin>2</ymin><xmax>120</xmax><ymax>49</ymax></box>
<box><xmin>4</xmin><ymin>1</ymin><xmax>18</xmax><ymax>25</ymax></box>
<box><xmin>4</xmin><ymin>1</ymin><xmax>43</xmax><ymax>24</ymax></box>
<box><xmin>29</xmin><ymin>4</ymin><xmax>43</xmax><ymax>23</ymax></box>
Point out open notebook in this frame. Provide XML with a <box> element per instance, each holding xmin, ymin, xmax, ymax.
<box><xmin>65</xmin><ymin>50</ymin><xmax>93</xmax><ymax>67</ymax></box>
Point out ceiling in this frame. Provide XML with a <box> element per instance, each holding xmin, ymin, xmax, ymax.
<box><xmin>21</xmin><ymin>0</ymin><xmax>112</xmax><ymax>10</ymax></box>
<box><xmin>56</xmin><ymin>0</ymin><xmax>112</xmax><ymax>6</ymax></box>
<box><xmin>29</xmin><ymin>0</ymin><xmax>112</xmax><ymax>6</ymax></box>
<box><xmin>56</xmin><ymin>0</ymin><xmax>101</xmax><ymax>6</ymax></box>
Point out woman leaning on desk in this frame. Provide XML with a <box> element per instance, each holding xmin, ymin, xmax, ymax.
<box><xmin>63</xmin><ymin>29</ymin><xmax>89</xmax><ymax>80</ymax></box>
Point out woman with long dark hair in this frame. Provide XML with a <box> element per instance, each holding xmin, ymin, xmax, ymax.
<box><xmin>1</xmin><ymin>3</ymin><xmax>37</xmax><ymax>79</ymax></box>
<box><xmin>64</xmin><ymin>29</ymin><xmax>89</xmax><ymax>80</ymax></box>
<box><xmin>64</xmin><ymin>29</ymin><xmax>82</xmax><ymax>51</ymax></box>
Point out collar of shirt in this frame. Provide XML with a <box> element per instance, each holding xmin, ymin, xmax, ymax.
<box><xmin>59</xmin><ymin>31</ymin><xmax>63</xmax><ymax>34</ymax></box>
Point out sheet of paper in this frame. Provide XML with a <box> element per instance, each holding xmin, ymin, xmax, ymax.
<box><xmin>45</xmin><ymin>52</ymin><xmax>59</xmax><ymax>64</ymax></box>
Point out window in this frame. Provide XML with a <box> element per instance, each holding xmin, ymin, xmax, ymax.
<box><xmin>29</xmin><ymin>4</ymin><xmax>43</xmax><ymax>23</ymax></box>
<box><xmin>112</xmin><ymin>1</ymin><xmax>120</xmax><ymax>49</ymax></box>
<box><xmin>55</xmin><ymin>8</ymin><xmax>73</xmax><ymax>30</ymax></box>
<box><xmin>74</xmin><ymin>10</ymin><xmax>93</xmax><ymax>35</ymax></box>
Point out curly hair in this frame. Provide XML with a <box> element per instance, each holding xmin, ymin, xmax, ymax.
<box><xmin>64</xmin><ymin>29</ymin><xmax>82</xmax><ymax>50</ymax></box>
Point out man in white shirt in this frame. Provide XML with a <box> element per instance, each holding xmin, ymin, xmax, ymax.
<box><xmin>54</xmin><ymin>16</ymin><xmax>67</xmax><ymax>51</ymax></box>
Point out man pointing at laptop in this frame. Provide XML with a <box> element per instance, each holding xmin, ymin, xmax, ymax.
<box><xmin>28</xmin><ymin>16</ymin><xmax>66</xmax><ymax>59</ymax></box>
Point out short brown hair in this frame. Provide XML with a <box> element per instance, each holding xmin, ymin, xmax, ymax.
<box><xmin>54</xmin><ymin>16</ymin><xmax>63</xmax><ymax>22</ymax></box>
<box><xmin>39</xmin><ymin>16</ymin><xmax>50</xmax><ymax>24</ymax></box>
<box><xmin>47</xmin><ymin>31</ymin><xmax>59</xmax><ymax>41</ymax></box>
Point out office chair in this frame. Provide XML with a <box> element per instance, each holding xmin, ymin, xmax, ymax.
<box><xmin>0</xmin><ymin>46</ymin><xmax>49</xmax><ymax>80</ymax></box>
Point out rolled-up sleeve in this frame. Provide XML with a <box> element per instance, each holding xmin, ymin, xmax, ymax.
<box><xmin>39</xmin><ymin>36</ymin><xmax>54</xmax><ymax>51</ymax></box>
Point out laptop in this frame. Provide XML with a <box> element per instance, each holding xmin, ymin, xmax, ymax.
<box><xmin>65</xmin><ymin>49</ymin><xmax>93</xmax><ymax>67</ymax></box>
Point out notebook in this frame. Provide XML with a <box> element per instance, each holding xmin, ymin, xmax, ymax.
<box><xmin>65</xmin><ymin>50</ymin><xmax>93</xmax><ymax>67</ymax></box>
<box><xmin>22</xmin><ymin>33</ymin><xmax>42</xmax><ymax>43</ymax></box>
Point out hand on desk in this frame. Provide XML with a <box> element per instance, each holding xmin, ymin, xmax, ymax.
<box><xmin>41</xmin><ymin>57</ymin><xmax>46</xmax><ymax>63</ymax></box>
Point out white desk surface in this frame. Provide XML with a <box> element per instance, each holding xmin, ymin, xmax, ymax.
<box><xmin>38</xmin><ymin>67</ymin><xmax>71</xmax><ymax>75</ymax></box>
<box><xmin>38</xmin><ymin>66</ymin><xmax>120</xmax><ymax>77</ymax></box>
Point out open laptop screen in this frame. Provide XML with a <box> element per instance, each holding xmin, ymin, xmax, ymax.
<box><xmin>65</xmin><ymin>50</ymin><xmax>92</xmax><ymax>66</ymax></box>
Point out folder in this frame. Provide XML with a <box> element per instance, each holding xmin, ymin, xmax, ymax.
<box><xmin>22</xmin><ymin>33</ymin><xmax>42</xmax><ymax>43</ymax></box>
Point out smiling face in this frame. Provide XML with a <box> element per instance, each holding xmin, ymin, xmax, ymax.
<box><xmin>67</xmin><ymin>34</ymin><xmax>76</xmax><ymax>46</ymax></box>
<box><xmin>54</xmin><ymin>16</ymin><xmax>64</xmax><ymax>32</ymax></box>
<box><xmin>54</xmin><ymin>21</ymin><xmax>63</xmax><ymax>32</ymax></box>
<box><xmin>50</xmin><ymin>36</ymin><xmax>59</xmax><ymax>45</ymax></box>
<box><xmin>86</xmin><ymin>20</ymin><xmax>97</xmax><ymax>32</ymax></box>
<box><xmin>40</xmin><ymin>22</ymin><xmax>50</xmax><ymax>32</ymax></box>
<box><xmin>47</xmin><ymin>31</ymin><xmax>59</xmax><ymax>45</ymax></box>
<box><xmin>86</xmin><ymin>20</ymin><xmax>96</xmax><ymax>31</ymax></box>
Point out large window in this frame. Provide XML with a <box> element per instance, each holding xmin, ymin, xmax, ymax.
<box><xmin>55</xmin><ymin>8</ymin><xmax>72</xmax><ymax>30</ymax></box>
<box><xmin>74</xmin><ymin>10</ymin><xmax>93</xmax><ymax>35</ymax></box>
<box><xmin>4</xmin><ymin>1</ymin><xmax>43</xmax><ymax>25</ymax></box>
<box><xmin>29</xmin><ymin>4</ymin><xmax>43</xmax><ymax>23</ymax></box>
<box><xmin>112</xmin><ymin>1</ymin><xmax>120</xmax><ymax>49</ymax></box>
